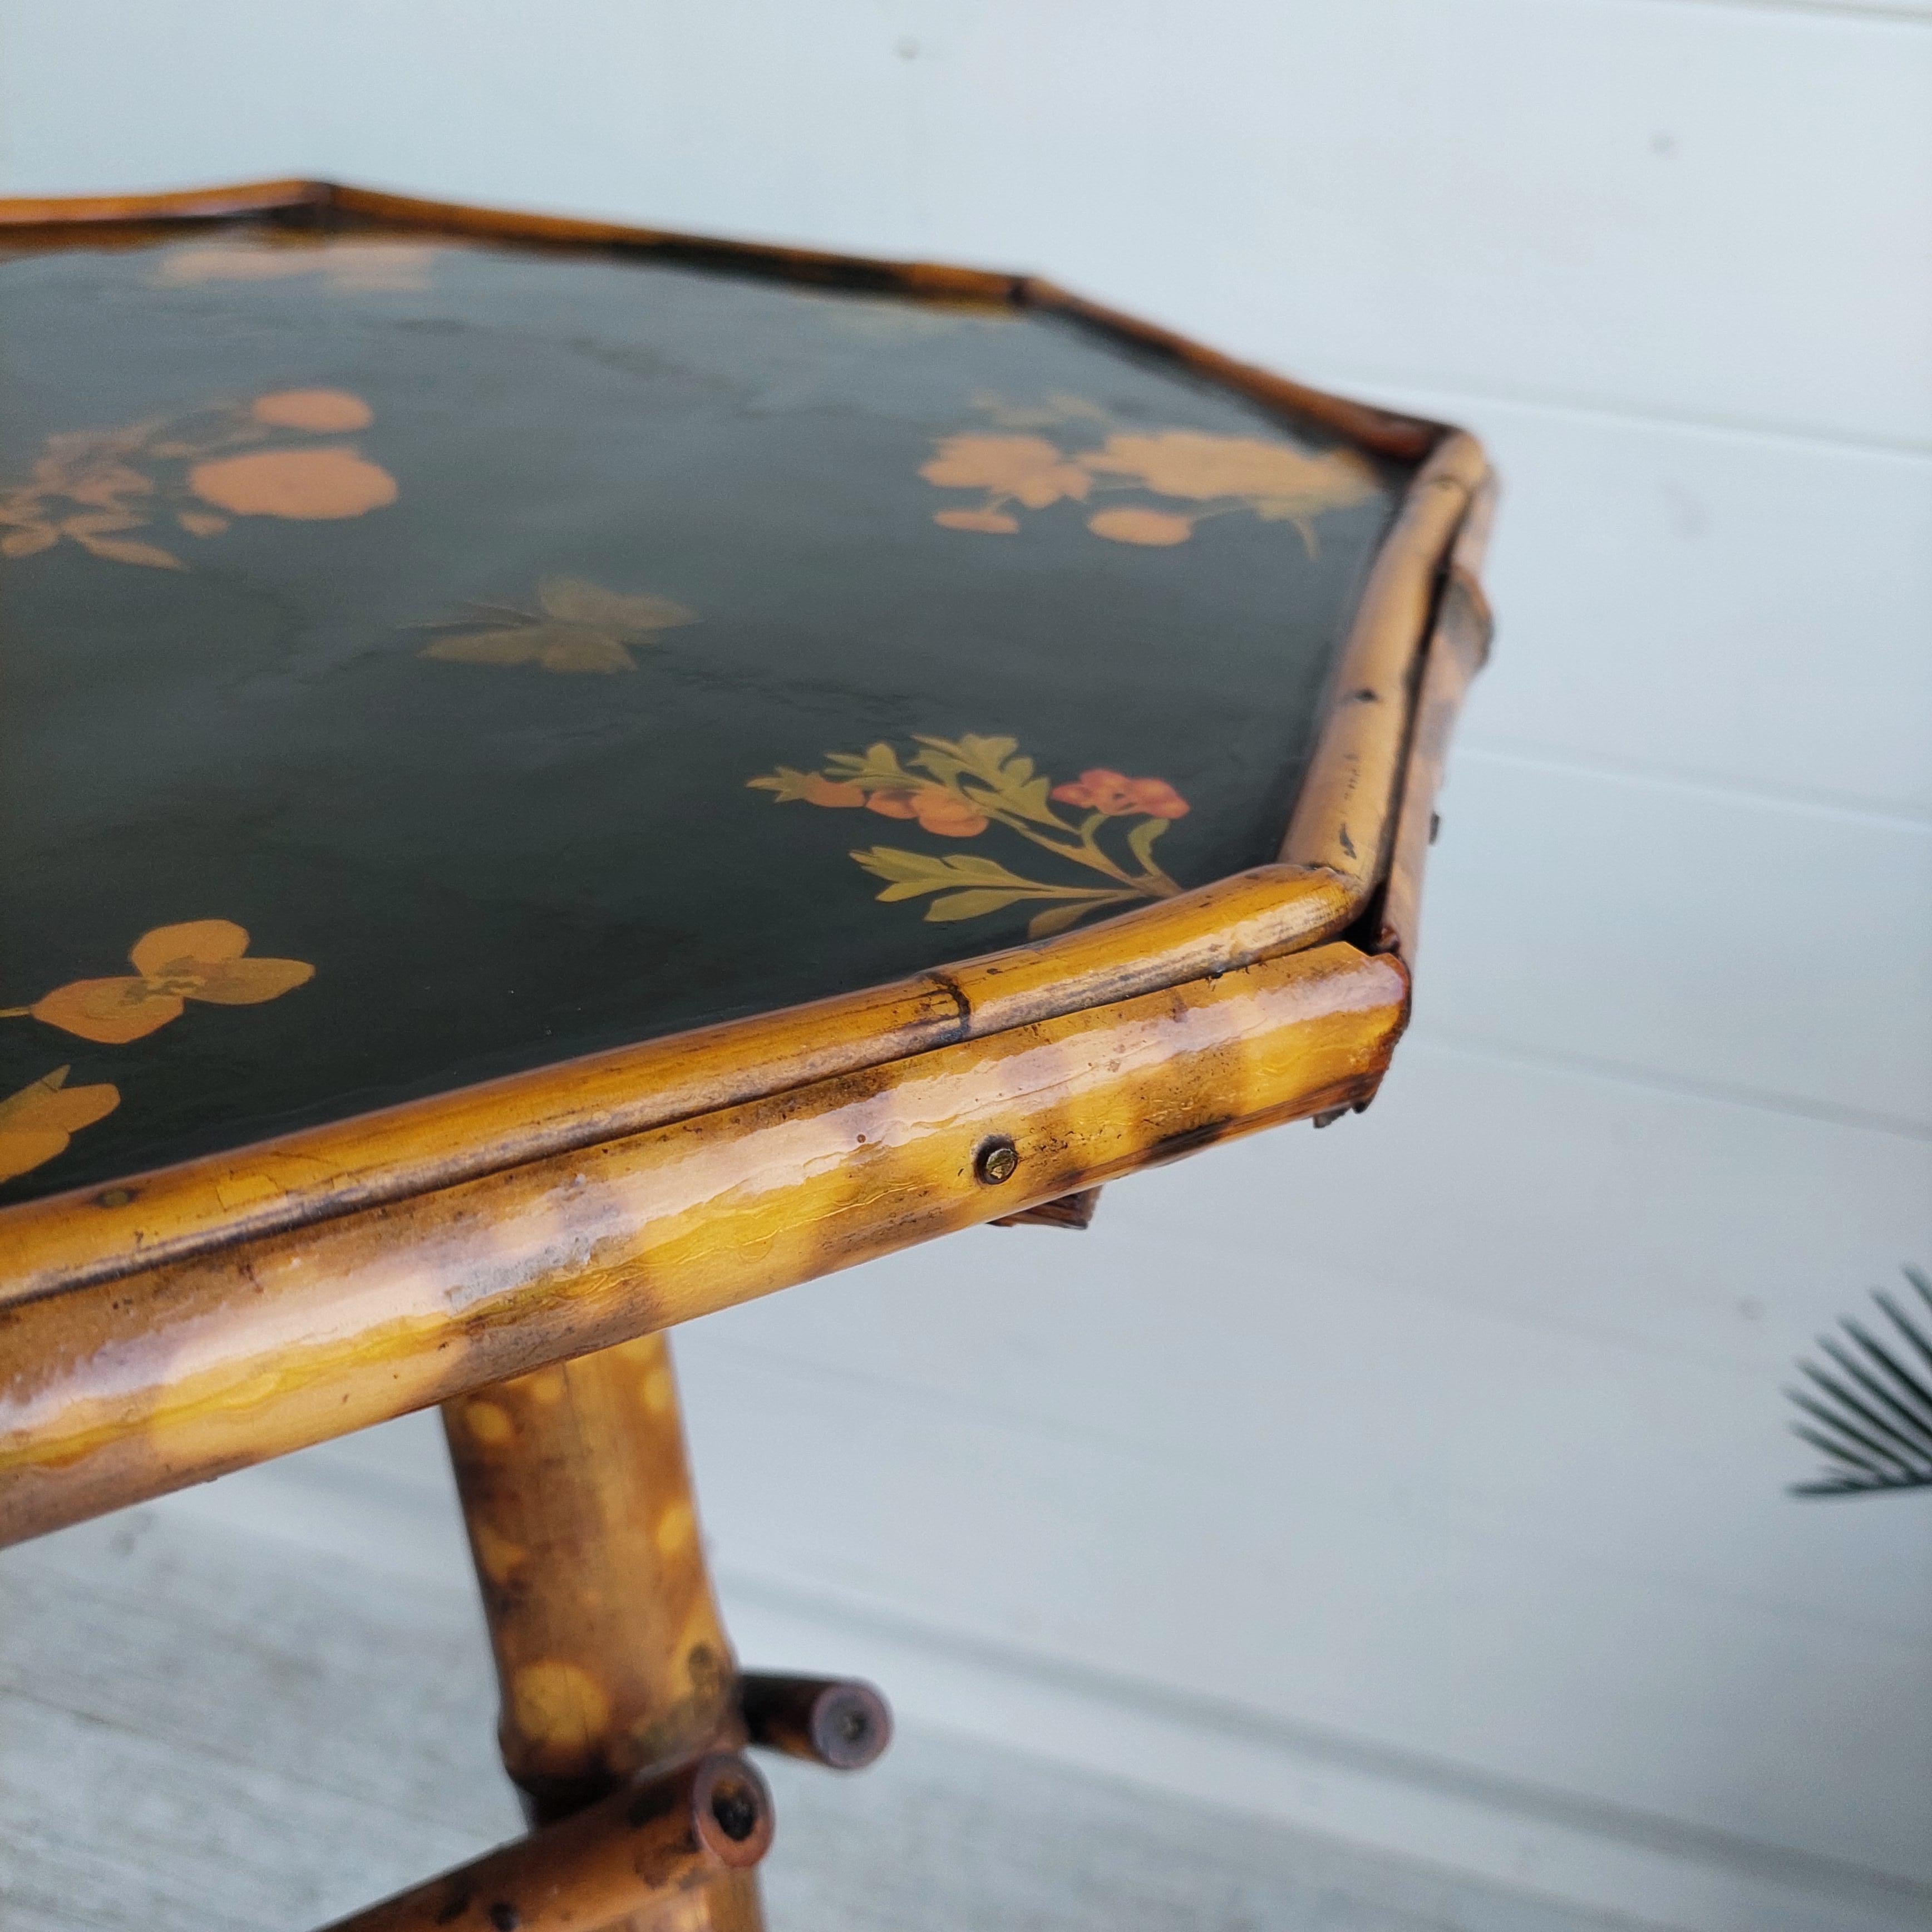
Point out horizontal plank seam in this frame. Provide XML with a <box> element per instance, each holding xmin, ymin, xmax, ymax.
<box><xmin>1453</xmin><ymin>742</ymin><xmax>1932</xmax><ymax>834</ymax></box>
<box><xmin>1409</xmin><ymin>1025</ymin><xmax>1932</xmax><ymax>1142</ymax></box>
<box><xmin>1295</xmin><ymin>366</ymin><xmax>1932</xmax><ymax>463</ymax></box>
<box><xmin>1627</xmin><ymin>0</ymin><xmax>1932</xmax><ymax>26</ymax></box>
<box><xmin>693</xmin><ymin>1331</ymin><xmax>1930</xmax><ymax>1637</ymax></box>
<box><xmin>713</xmin><ymin>1564</ymin><xmax>1932</xmax><ymax>1915</ymax></box>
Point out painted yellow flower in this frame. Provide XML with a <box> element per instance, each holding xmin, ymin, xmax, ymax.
<box><xmin>0</xmin><ymin>1067</ymin><xmax>120</xmax><ymax>1186</ymax></box>
<box><xmin>26</xmin><ymin>920</ymin><xmax>315</xmax><ymax>1046</ymax></box>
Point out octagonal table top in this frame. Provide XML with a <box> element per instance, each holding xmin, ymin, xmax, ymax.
<box><xmin>0</xmin><ymin>186</ymin><xmax>1443</xmax><ymax>1211</ymax></box>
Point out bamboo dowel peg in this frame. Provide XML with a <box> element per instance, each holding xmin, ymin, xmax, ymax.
<box><xmin>317</xmin><ymin>1752</ymin><xmax>772</xmax><ymax>1932</ymax></box>
<box><xmin>737</xmin><ymin>1673</ymin><xmax>893</xmax><ymax>1771</ymax></box>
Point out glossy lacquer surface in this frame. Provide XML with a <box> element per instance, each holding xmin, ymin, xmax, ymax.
<box><xmin>0</xmin><ymin>225</ymin><xmax>1409</xmax><ymax>1203</ymax></box>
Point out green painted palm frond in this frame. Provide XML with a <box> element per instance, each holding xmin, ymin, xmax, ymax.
<box><xmin>1787</xmin><ymin>1267</ymin><xmax>1932</xmax><ymax>1497</ymax></box>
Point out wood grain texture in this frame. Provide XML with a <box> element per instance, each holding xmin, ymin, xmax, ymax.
<box><xmin>0</xmin><ymin>942</ymin><xmax>1407</xmax><ymax>1548</ymax></box>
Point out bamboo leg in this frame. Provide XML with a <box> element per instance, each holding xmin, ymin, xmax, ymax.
<box><xmin>318</xmin><ymin>1753</ymin><xmax>772</xmax><ymax>1932</ymax></box>
<box><xmin>441</xmin><ymin>1333</ymin><xmax>764</xmax><ymax>1929</ymax></box>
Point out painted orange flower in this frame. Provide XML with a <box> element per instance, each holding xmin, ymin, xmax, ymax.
<box><xmin>1086</xmin><ymin>507</ymin><xmax>1194</xmax><ymax>547</ymax></box>
<box><xmin>866</xmin><ymin>785</ymin><xmax>989</xmax><ymax>837</ymax></box>
<box><xmin>1050</xmin><ymin>770</ymin><xmax>1190</xmax><ymax>819</ymax></box>
<box><xmin>28</xmin><ymin>920</ymin><xmax>315</xmax><ymax>1046</ymax></box>
<box><xmin>1080</xmin><ymin>432</ymin><xmax>1376</xmax><ymax>505</ymax></box>
<box><xmin>0</xmin><ymin>1067</ymin><xmax>120</xmax><ymax>1186</ymax></box>
<box><xmin>249</xmin><ymin>389</ymin><xmax>374</xmax><ymax>433</ymax></box>
<box><xmin>921</xmin><ymin>435</ymin><xmax>1091</xmax><ymax>512</ymax></box>
<box><xmin>188</xmin><ymin>446</ymin><xmax>398</xmax><ymax>520</ymax></box>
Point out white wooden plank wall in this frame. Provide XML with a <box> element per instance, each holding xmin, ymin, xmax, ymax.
<box><xmin>2</xmin><ymin>6</ymin><xmax>1928</xmax><ymax>1929</ymax></box>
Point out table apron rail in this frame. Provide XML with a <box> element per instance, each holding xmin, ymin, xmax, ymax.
<box><xmin>0</xmin><ymin>940</ymin><xmax>1404</xmax><ymax>1548</ymax></box>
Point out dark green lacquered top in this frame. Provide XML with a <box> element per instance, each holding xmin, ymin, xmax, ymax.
<box><xmin>0</xmin><ymin>221</ymin><xmax>1409</xmax><ymax>1205</ymax></box>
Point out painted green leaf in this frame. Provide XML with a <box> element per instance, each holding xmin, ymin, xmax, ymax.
<box><xmin>827</xmin><ymin>743</ymin><xmax>914</xmax><ymax>788</ymax></box>
<box><xmin>747</xmin><ymin>766</ymin><xmax>822</xmax><ymax>802</ymax></box>
<box><xmin>1127</xmin><ymin>816</ymin><xmax>1170</xmax><ymax>871</ymax></box>
<box><xmin>1027</xmin><ymin>902</ymin><xmax>1095</xmax><ymax>939</ymax></box>
<box><xmin>852</xmin><ymin>847</ymin><xmax>1044</xmax><ymax>900</ymax></box>
<box><xmin>924</xmin><ymin>888</ymin><xmax>1043</xmax><ymax>921</ymax></box>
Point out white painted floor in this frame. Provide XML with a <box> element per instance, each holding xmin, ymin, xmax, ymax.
<box><xmin>1</xmin><ymin>1458</ymin><xmax>1636</xmax><ymax>1932</ymax></box>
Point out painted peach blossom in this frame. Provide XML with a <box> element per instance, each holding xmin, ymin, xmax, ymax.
<box><xmin>189</xmin><ymin>447</ymin><xmax>397</xmax><ymax>520</ymax></box>
<box><xmin>866</xmin><ymin>785</ymin><xmax>988</xmax><ymax>837</ymax></box>
<box><xmin>249</xmin><ymin>389</ymin><xmax>374</xmax><ymax>432</ymax></box>
<box><xmin>1050</xmin><ymin>770</ymin><xmax>1190</xmax><ymax>819</ymax></box>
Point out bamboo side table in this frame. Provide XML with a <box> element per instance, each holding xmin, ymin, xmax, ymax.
<box><xmin>0</xmin><ymin>181</ymin><xmax>1492</xmax><ymax>1931</ymax></box>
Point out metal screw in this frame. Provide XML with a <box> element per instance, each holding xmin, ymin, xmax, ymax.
<box><xmin>976</xmin><ymin>1138</ymin><xmax>1019</xmax><ymax>1185</ymax></box>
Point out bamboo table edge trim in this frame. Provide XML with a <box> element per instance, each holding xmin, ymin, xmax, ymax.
<box><xmin>0</xmin><ymin>179</ymin><xmax>1492</xmax><ymax>1304</ymax></box>
<box><xmin>0</xmin><ymin>938</ymin><xmax>1411</xmax><ymax>1546</ymax></box>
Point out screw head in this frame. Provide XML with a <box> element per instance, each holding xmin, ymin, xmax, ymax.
<box><xmin>976</xmin><ymin>1138</ymin><xmax>1019</xmax><ymax>1185</ymax></box>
